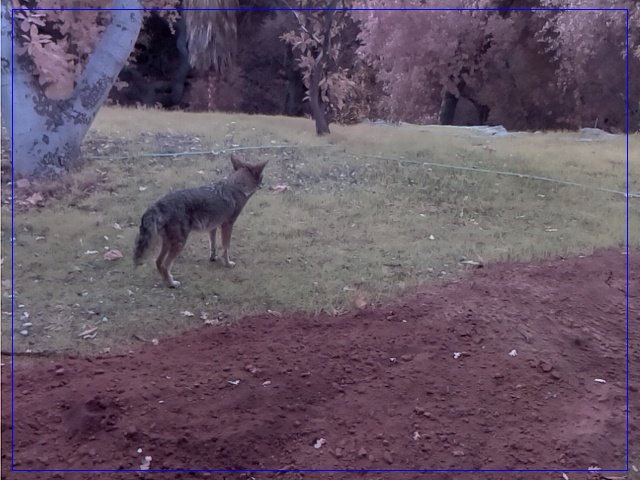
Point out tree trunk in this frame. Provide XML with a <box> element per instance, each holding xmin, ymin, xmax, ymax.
<box><xmin>1</xmin><ymin>1</ymin><xmax>143</xmax><ymax>178</ymax></box>
<box><xmin>469</xmin><ymin>99</ymin><xmax>490</xmax><ymax>125</ymax></box>
<box><xmin>309</xmin><ymin>3</ymin><xmax>339</xmax><ymax>136</ymax></box>
<box><xmin>309</xmin><ymin>50</ymin><xmax>331</xmax><ymax>136</ymax></box>
<box><xmin>169</xmin><ymin>7</ymin><xmax>190</xmax><ymax>107</ymax></box>
<box><xmin>439</xmin><ymin>90</ymin><xmax>458</xmax><ymax>125</ymax></box>
<box><xmin>283</xmin><ymin>46</ymin><xmax>304</xmax><ymax>116</ymax></box>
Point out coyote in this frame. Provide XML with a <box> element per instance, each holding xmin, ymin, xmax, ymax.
<box><xmin>133</xmin><ymin>155</ymin><xmax>268</xmax><ymax>287</ymax></box>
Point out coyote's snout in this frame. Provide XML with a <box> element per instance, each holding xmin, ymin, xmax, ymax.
<box><xmin>133</xmin><ymin>155</ymin><xmax>268</xmax><ymax>287</ymax></box>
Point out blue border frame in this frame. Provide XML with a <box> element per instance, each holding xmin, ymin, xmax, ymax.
<box><xmin>9</xmin><ymin>5</ymin><xmax>630</xmax><ymax>474</ymax></box>
<box><xmin>625</xmin><ymin>5</ymin><xmax>630</xmax><ymax>469</ymax></box>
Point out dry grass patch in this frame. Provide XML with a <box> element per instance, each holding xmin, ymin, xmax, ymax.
<box><xmin>2</xmin><ymin>109</ymin><xmax>637</xmax><ymax>355</ymax></box>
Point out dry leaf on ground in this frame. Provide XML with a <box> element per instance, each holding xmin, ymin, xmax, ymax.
<box><xmin>103</xmin><ymin>249</ymin><xmax>123</xmax><ymax>261</ymax></box>
<box><xmin>26</xmin><ymin>192</ymin><xmax>43</xmax><ymax>205</ymax></box>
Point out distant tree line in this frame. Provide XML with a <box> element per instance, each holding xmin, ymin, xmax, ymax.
<box><xmin>112</xmin><ymin>0</ymin><xmax>639</xmax><ymax>135</ymax></box>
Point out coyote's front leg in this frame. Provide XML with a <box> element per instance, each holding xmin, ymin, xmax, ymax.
<box><xmin>220</xmin><ymin>223</ymin><xmax>235</xmax><ymax>267</ymax></box>
<box><xmin>209</xmin><ymin>228</ymin><xmax>217</xmax><ymax>262</ymax></box>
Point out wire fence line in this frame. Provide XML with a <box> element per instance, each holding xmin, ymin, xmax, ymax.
<box><xmin>354</xmin><ymin>153</ymin><xmax>636</xmax><ymax>198</ymax></box>
<box><xmin>85</xmin><ymin>143</ymin><xmax>637</xmax><ymax>199</ymax></box>
<box><xmin>84</xmin><ymin>144</ymin><xmax>334</xmax><ymax>161</ymax></box>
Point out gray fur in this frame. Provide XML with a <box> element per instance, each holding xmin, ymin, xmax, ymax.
<box><xmin>133</xmin><ymin>156</ymin><xmax>268</xmax><ymax>287</ymax></box>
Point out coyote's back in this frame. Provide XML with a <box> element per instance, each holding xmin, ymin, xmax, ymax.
<box><xmin>133</xmin><ymin>155</ymin><xmax>268</xmax><ymax>287</ymax></box>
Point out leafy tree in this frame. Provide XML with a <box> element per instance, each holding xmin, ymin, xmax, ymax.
<box><xmin>355</xmin><ymin>0</ymin><xmax>545</xmax><ymax>127</ymax></box>
<box><xmin>1</xmin><ymin>0</ymin><xmax>238</xmax><ymax>178</ymax></box>
<box><xmin>537</xmin><ymin>0</ymin><xmax>639</xmax><ymax>131</ymax></box>
<box><xmin>354</xmin><ymin>0</ymin><xmax>639</xmax><ymax>131</ymax></box>
<box><xmin>2</xmin><ymin>0</ymin><xmax>145</xmax><ymax>177</ymax></box>
<box><xmin>280</xmin><ymin>0</ymin><xmax>356</xmax><ymax>135</ymax></box>
<box><xmin>183</xmin><ymin>0</ymin><xmax>238</xmax><ymax>73</ymax></box>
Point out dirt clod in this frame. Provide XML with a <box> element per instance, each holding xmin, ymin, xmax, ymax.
<box><xmin>539</xmin><ymin>361</ymin><xmax>554</xmax><ymax>373</ymax></box>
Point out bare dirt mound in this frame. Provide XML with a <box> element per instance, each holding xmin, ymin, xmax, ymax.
<box><xmin>2</xmin><ymin>249</ymin><xmax>637</xmax><ymax>479</ymax></box>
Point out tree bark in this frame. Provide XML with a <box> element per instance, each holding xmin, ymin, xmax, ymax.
<box><xmin>1</xmin><ymin>0</ymin><xmax>143</xmax><ymax>178</ymax></box>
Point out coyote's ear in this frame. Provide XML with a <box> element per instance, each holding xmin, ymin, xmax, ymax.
<box><xmin>250</xmin><ymin>160</ymin><xmax>269</xmax><ymax>177</ymax></box>
<box><xmin>230</xmin><ymin>155</ymin><xmax>245</xmax><ymax>171</ymax></box>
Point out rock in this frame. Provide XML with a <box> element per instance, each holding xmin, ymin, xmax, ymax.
<box><xmin>539</xmin><ymin>361</ymin><xmax>553</xmax><ymax>373</ymax></box>
<box><xmin>550</xmin><ymin>371</ymin><xmax>562</xmax><ymax>380</ymax></box>
<box><xmin>401</xmin><ymin>354</ymin><xmax>413</xmax><ymax>362</ymax></box>
<box><xmin>334</xmin><ymin>448</ymin><xmax>343</xmax><ymax>458</ymax></box>
<box><xmin>55</xmin><ymin>368</ymin><xmax>64</xmax><ymax>376</ymax></box>
<box><xmin>358</xmin><ymin>447</ymin><xmax>367</xmax><ymax>458</ymax></box>
<box><xmin>453</xmin><ymin>450</ymin><xmax>465</xmax><ymax>457</ymax></box>
<box><xmin>383</xmin><ymin>451</ymin><xmax>393</xmax><ymax>464</ymax></box>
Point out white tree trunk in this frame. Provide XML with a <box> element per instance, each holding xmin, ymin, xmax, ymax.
<box><xmin>1</xmin><ymin>1</ymin><xmax>143</xmax><ymax>178</ymax></box>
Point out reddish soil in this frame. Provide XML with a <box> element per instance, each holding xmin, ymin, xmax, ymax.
<box><xmin>2</xmin><ymin>249</ymin><xmax>637</xmax><ymax>480</ymax></box>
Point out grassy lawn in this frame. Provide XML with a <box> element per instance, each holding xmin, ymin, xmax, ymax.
<box><xmin>2</xmin><ymin>107</ymin><xmax>638</xmax><ymax>356</ymax></box>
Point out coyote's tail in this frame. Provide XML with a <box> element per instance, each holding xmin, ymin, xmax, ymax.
<box><xmin>133</xmin><ymin>207</ymin><xmax>161</xmax><ymax>266</ymax></box>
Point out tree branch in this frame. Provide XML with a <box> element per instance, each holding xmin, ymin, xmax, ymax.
<box><xmin>72</xmin><ymin>0</ymin><xmax>143</xmax><ymax>110</ymax></box>
<box><xmin>291</xmin><ymin>9</ymin><xmax>322</xmax><ymax>44</ymax></box>
<box><xmin>320</xmin><ymin>0</ymin><xmax>339</xmax><ymax>61</ymax></box>
<box><xmin>334</xmin><ymin>0</ymin><xmax>349</xmax><ymax>29</ymax></box>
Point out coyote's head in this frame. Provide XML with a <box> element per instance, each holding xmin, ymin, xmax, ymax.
<box><xmin>228</xmin><ymin>155</ymin><xmax>269</xmax><ymax>197</ymax></box>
